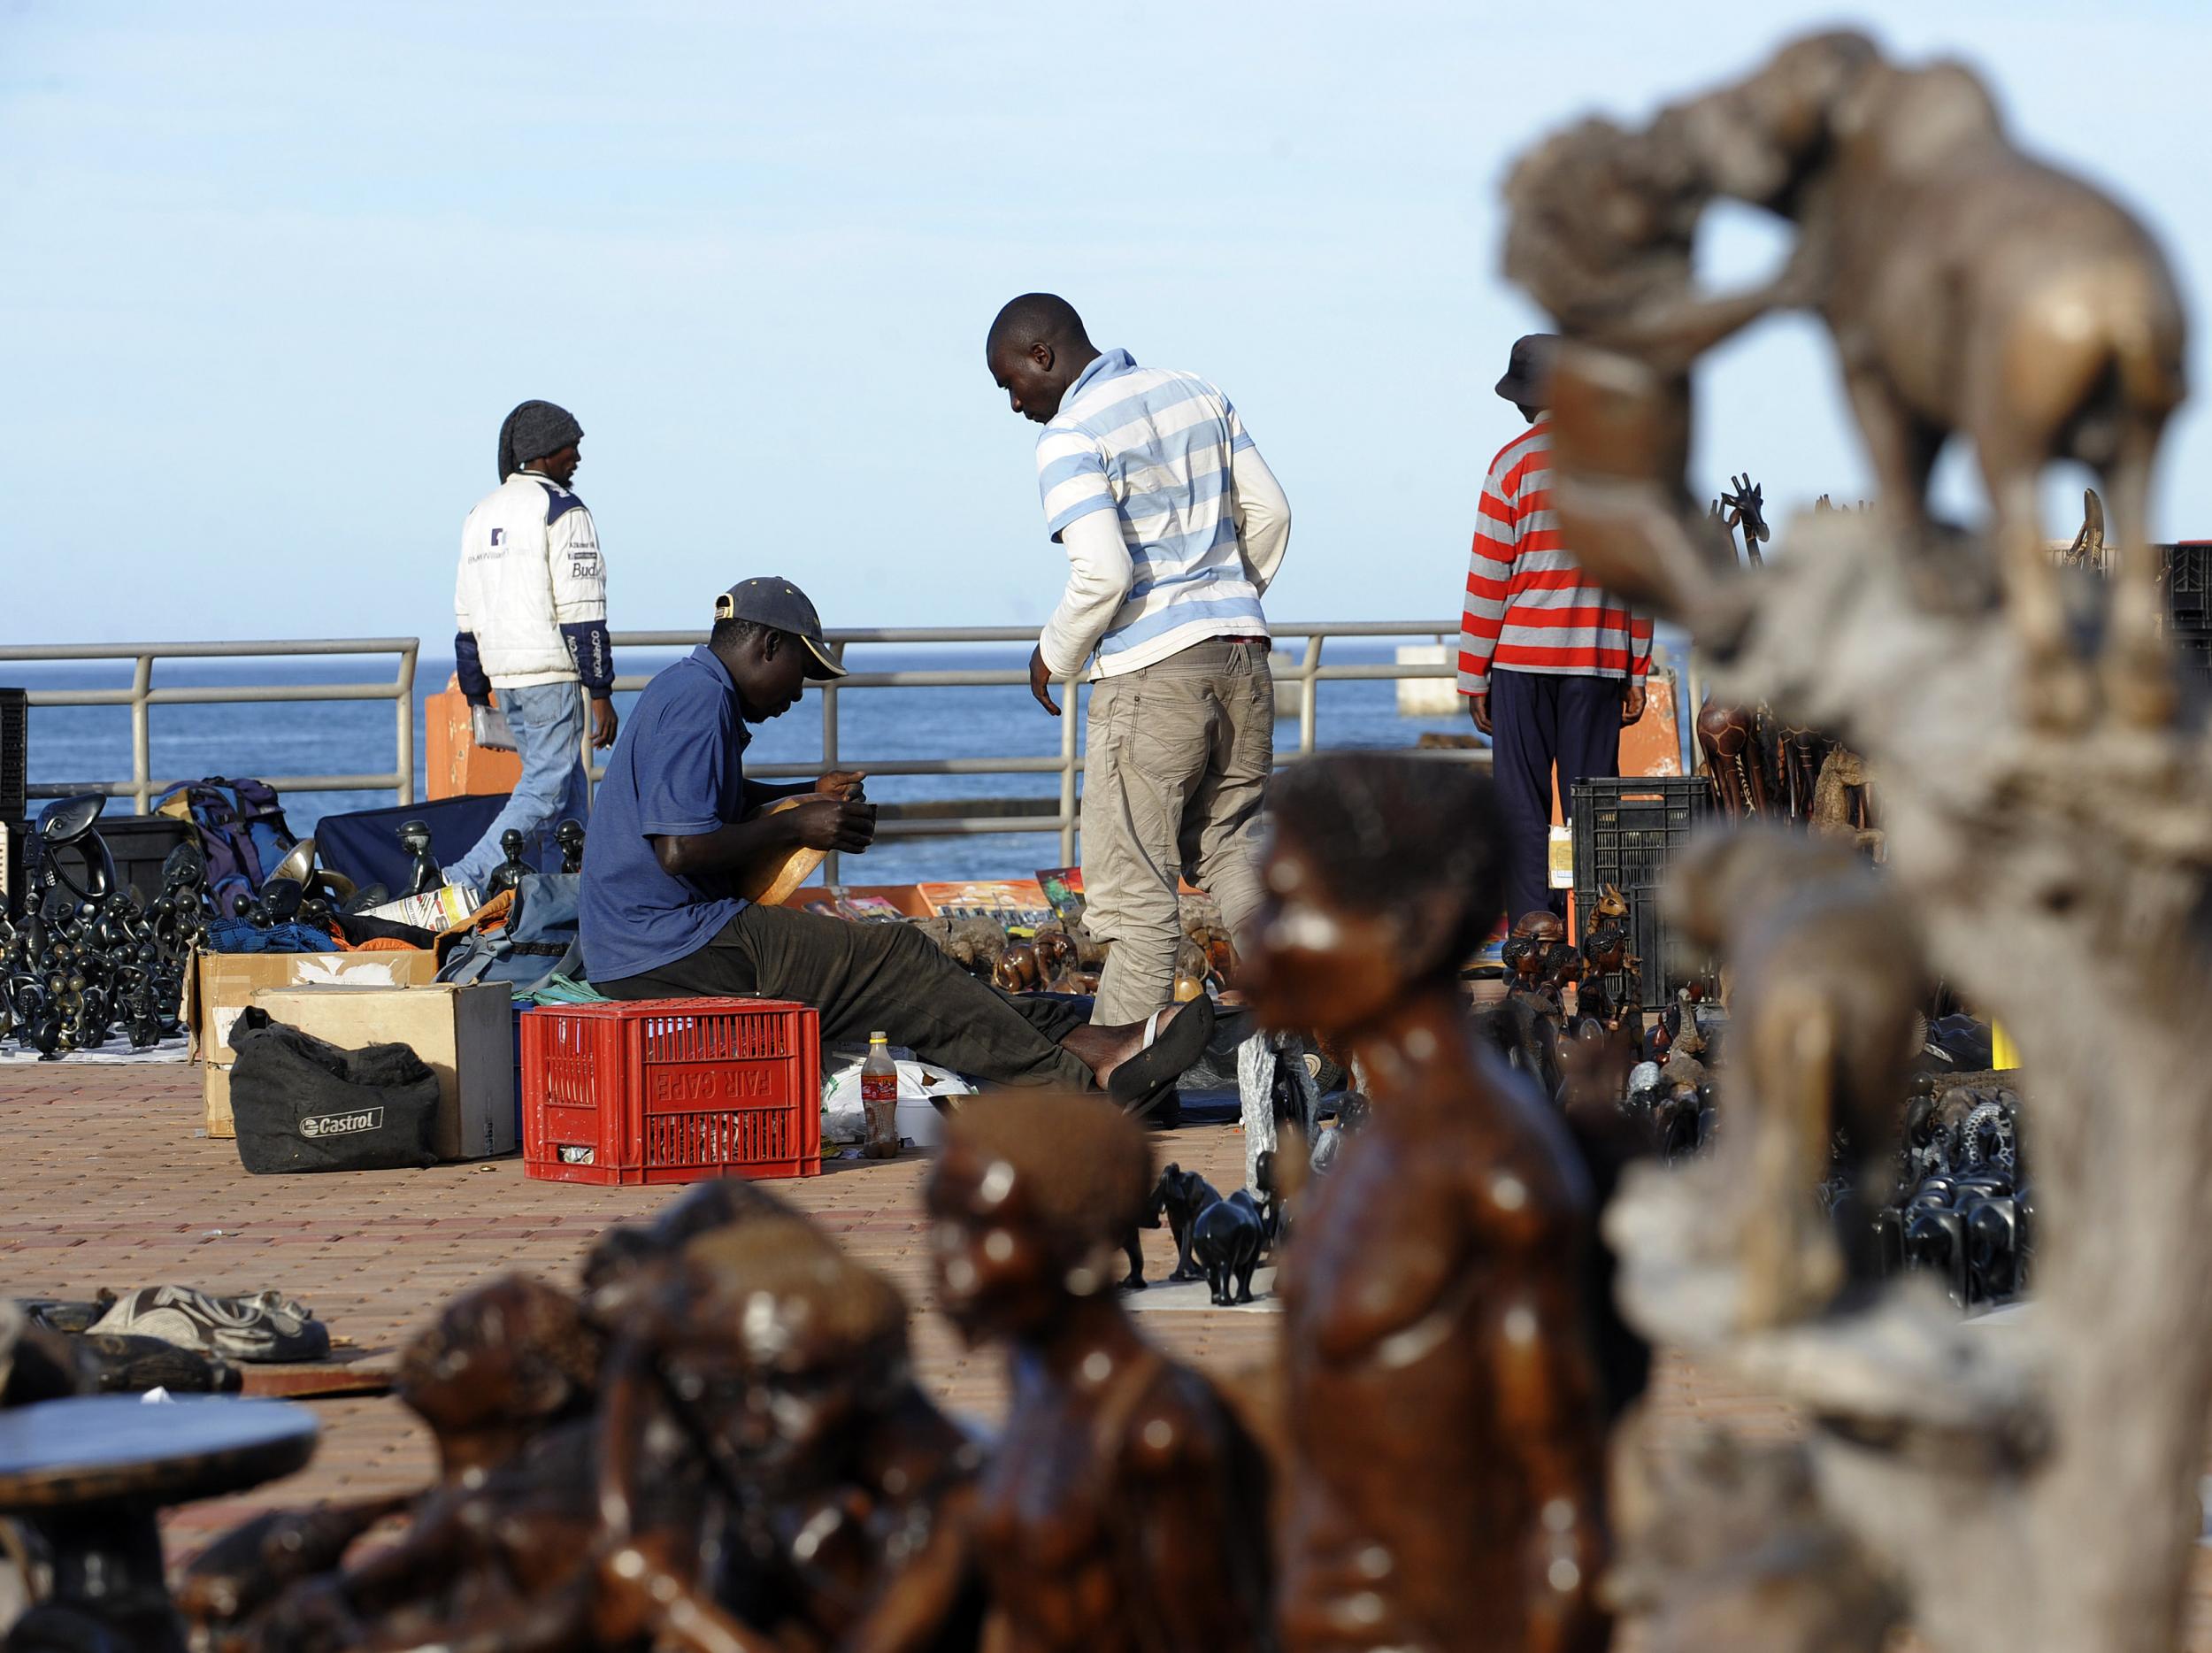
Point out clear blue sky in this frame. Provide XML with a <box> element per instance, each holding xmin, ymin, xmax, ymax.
<box><xmin>2</xmin><ymin>1</ymin><xmax>2206</xmax><ymax>646</ymax></box>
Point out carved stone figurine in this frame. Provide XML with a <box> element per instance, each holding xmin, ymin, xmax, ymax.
<box><xmin>555</xmin><ymin>817</ymin><xmax>588</xmax><ymax>875</ymax></box>
<box><xmin>1144</xmin><ymin>1162</ymin><xmax>1221</xmax><ymax>1284</ymax></box>
<box><xmin>849</xmin><ymin>1092</ymin><xmax>1275</xmax><ymax>1653</ymax></box>
<box><xmin>485</xmin><ymin>829</ymin><xmax>531</xmax><ymax>898</ymax></box>
<box><xmin>1242</xmin><ymin>754</ymin><xmax>1611</xmax><ymax>1653</ymax></box>
<box><xmin>397</xmin><ymin>820</ymin><xmax>442</xmax><ymax>899</ymax></box>
<box><xmin>1190</xmin><ymin>1189</ymin><xmax>1267</xmax><ymax>1306</ymax></box>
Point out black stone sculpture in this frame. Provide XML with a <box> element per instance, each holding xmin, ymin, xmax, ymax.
<box><xmin>1145</xmin><ymin>1163</ymin><xmax>1219</xmax><ymax>1284</ymax></box>
<box><xmin>486</xmin><ymin>830</ymin><xmax>530</xmax><ymax>899</ymax></box>
<box><xmin>1191</xmin><ymin>1189</ymin><xmax>1267</xmax><ymax>1305</ymax></box>
<box><xmin>398</xmin><ymin>821</ymin><xmax>441</xmax><ymax>898</ymax></box>
<box><xmin>555</xmin><ymin>819</ymin><xmax>587</xmax><ymax>875</ymax></box>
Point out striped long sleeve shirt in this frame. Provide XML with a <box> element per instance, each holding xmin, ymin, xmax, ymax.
<box><xmin>1033</xmin><ymin>349</ymin><xmax>1291</xmax><ymax>680</ymax></box>
<box><xmin>1455</xmin><ymin>420</ymin><xmax>1651</xmax><ymax>696</ymax></box>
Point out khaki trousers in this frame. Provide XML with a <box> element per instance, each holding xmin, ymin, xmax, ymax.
<box><xmin>1080</xmin><ymin>637</ymin><xmax>1273</xmax><ymax>1025</ymax></box>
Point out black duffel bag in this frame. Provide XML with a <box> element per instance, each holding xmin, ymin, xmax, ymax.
<box><xmin>228</xmin><ymin>1008</ymin><xmax>440</xmax><ymax>1174</ymax></box>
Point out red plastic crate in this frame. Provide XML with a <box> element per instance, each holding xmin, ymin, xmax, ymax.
<box><xmin>521</xmin><ymin>997</ymin><xmax>822</xmax><ymax>1186</ymax></box>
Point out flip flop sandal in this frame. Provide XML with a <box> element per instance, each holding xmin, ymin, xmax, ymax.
<box><xmin>1108</xmin><ymin>995</ymin><xmax>1217</xmax><ymax>1118</ymax></box>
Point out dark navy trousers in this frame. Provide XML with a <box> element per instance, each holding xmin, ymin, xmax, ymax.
<box><xmin>1487</xmin><ymin>669</ymin><xmax>1624</xmax><ymax>925</ymax></box>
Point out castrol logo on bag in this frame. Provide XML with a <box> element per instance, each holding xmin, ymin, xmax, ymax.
<box><xmin>301</xmin><ymin>1108</ymin><xmax>385</xmax><ymax>1139</ymax></box>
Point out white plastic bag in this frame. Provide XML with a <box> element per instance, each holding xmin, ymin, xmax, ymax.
<box><xmin>822</xmin><ymin>1046</ymin><xmax>970</xmax><ymax>1149</ymax></box>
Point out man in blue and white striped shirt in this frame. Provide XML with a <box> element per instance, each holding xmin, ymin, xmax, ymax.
<box><xmin>988</xmin><ymin>293</ymin><xmax>1293</xmax><ymax>1039</ymax></box>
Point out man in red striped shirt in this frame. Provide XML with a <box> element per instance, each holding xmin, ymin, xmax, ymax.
<box><xmin>1457</xmin><ymin>334</ymin><xmax>1654</xmax><ymax>923</ymax></box>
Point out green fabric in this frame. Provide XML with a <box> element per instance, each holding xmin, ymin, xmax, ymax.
<box><xmin>518</xmin><ymin>973</ymin><xmax>607</xmax><ymax>1005</ymax></box>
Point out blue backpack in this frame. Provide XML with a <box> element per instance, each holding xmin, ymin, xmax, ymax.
<box><xmin>155</xmin><ymin>777</ymin><xmax>296</xmax><ymax>913</ymax></box>
<box><xmin>436</xmin><ymin>873</ymin><xmax>583</xmax><ymax>995</ymax></box>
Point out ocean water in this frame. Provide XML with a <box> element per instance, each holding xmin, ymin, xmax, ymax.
<box><xmin>10</xmin><ymin>643</ymin><xmax>1488</xmax><ymax>885</ymax></box>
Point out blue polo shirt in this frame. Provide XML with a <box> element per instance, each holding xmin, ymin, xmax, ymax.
<box><xmin>579</xmin><ymin>646</ymin><xmax>749</xmax><ymax>982</ymax></box>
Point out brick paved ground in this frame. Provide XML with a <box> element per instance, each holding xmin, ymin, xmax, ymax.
<box><xmin>4</xmin><ymin>1061</ymin><xmax>2208</xmax><ymax>1645</ymax></box>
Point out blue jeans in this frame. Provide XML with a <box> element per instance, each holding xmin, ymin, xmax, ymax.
<box><xmin>447</xmin><ymin>680</ymin><xmax>591</xmax><ymax>894</ymax></box>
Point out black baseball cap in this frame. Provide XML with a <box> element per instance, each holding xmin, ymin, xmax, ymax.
<box><xmin>714</xmin><ymin>577</ymin><xmax>846</xmax><ymax>679</ymax></box>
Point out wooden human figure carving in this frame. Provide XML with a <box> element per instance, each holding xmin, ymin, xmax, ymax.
<box><xmin>236</xmin><ymin>1277</ymin><xmax>619</xmax><ymax>1651</ymax></box>
<box><xmin>392</xmin><ymin>1274</ymin><xmax>604</xmax><ymax>1480</ymax></box>
<box><xmin>595</xmin><ymin>1221</ymin><xmax>986</xmax><ymax>1653</ymax></box>
<box><xmin>851</xmin><ymin>1092</ymin><xmax>1275</xmax><ymax>1653</ymax></box>
<box><xmin>1502</xmin><ymin>910</ymin><xmax>1564</xmax><ymax>999</ymax></box>
<box><xmin>1242</xmin><ymin>754</ymin><xmax>1612</xmax><ymax>1653</ymax></box>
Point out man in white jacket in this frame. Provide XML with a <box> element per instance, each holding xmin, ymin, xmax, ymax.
<box><xmin>449</xmin><ymin>399</ymin><xmax>618</xmax><ymax>896</ymax></box>
<box><xmin>987</xmin><ymin>295</ymin><xmax>1293</xmax><ymax>1033</ymax></box>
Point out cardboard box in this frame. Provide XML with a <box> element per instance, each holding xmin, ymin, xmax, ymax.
<box><xmin>248</xmin><ymin>983</ymin><xmax>517</xmax><ymax>1161</ymax></box>
<box><xmin>190</xmin><ymin>950</ymin><xmax>442</xmax><ymax>1063</ymax></box>
<box><xmin>205</xmin><ymin>1062</ymin><xmax>237</xmax><ymax>1139</ymax></box>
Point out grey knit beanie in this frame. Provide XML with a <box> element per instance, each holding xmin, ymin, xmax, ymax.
<box><xmin>497</xmin><ymin>400</ymin><xmax>584</xmax><ymax>481</ymax></box>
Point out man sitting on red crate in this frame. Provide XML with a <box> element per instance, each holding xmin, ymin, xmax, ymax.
<box><xmin>579</xmin><ymin>578</ymin><xmax>1212</xmax><ymax>1116</ymax></box>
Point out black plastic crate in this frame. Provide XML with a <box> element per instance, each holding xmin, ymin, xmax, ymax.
<box><xmin>18</xmin><ymin>811</ymin><xmax>194</xmax><ymax>911</ymax></box>
<box><xmin>0</xmin><ymin>820</ymin><xmax>22</xmax><ymax>920</ymax></box>
<box><xmin>2173</xmin><ymin>627</ymin><xmax>2212</xmax><ymax>682</ymax></box>
<box><xmin>2163</xmin><ymin>543</ymin><xmax>2210</xmax><ymax>626</ymax></box>
<box><xmin>100</xmin><ymin>814</ymin><xmax>196</xmax><ymax>905</ymax></box>
<box><xmin>1571</xmin><ymin>776</ymin><xmax>1714</xmax><ymax>1012</ymax></box>
<box><xmin>0</xmin><ymin>689</ymin><xmax>23</xmax><ymax>826</ymax></box>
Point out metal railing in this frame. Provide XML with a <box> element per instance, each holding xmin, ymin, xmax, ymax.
<box><xmin>0</xmin><ymin>626</ymin><xmax>1479</xmax><ymax>876</ymax></box>
<box><xmin>0</xmin><ymin>639</ymin><xmax>419</xmax><ymax>814</ymax></box>
<box><xmin>603</xmin><ymin>621</ymin><xmax>1474</xmax><ymax>881</ymax></box>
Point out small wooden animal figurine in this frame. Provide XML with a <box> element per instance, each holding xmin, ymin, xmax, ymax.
<box><xmin>1145</xmin><ymin>1163</ymin><xmax>1222</xmax><ymax>1283</ymax></box>
<box><xmin>1243</xmin><ymin>754</ymin><xmax>1612</xmax><ymax>1653</ymax></box>
<box><xmin>1029</xmin><ymin>924</ymin><xmax>1076</xmax><ymax>988</ymax></box>
<box><xmin>1578</xmin><ymin>883</ymin><xmax>1642</xmax><ymax>1020</ymax></box>
<box><xmin>485</xmin><ymin>829</ymin><xmax>531</xmax><ymax>898</ymax></box>
<box><xmin>397</xmin><ymin>819</ymin><xmax>442</xmax><ymax>898</ymax></box>
<box><xmin>1696</xmin><ymin>699</ymin><xmax>1769</xmax><ymax>819</ymax></box>
<box><xmin>2062</xmin><ymin>487</ymin><xmax>2106</xmax><ymax>569</ymax></box>
<box><xmin>1192</xmin><ymin>1190</ymin><xmax>1268</xmax><ymax>1305</ymax></box>
<box><xmin>1717</xmin><ymin>472</ymin><xmax>1770</xmax><ymax>567</ymax></box>
<box><xmin>1809</xmin><ymin>747</ymin><xmax>1886</xmax><ymax>859</ymax></box>
<box><xmin>993</xmin><ymin>939</ymin><xmax>1042</xmax><ymax>994</ymax></box>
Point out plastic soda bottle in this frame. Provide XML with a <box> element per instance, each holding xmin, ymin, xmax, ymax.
<box><xmin>862</xmin><ymin>1032</ymin><xmax>900</xmax><ymax>1159</ymax></box>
